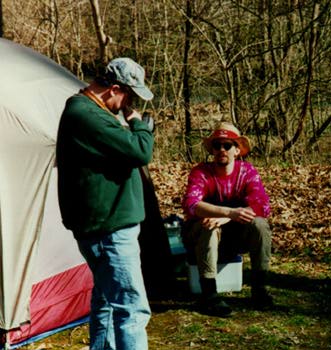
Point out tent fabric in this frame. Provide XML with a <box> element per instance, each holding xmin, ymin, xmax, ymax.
<box><xmin>8</xmin><ymin>316</ymin><xmax>90</xmax><ymax>349</ymax></box>
<box><xmin>31</xmin><ymin>168</ymin><xmax>89</xmax><ymax>283</ymax></box>
<box><xmin>9</xmin><ymin>264</ymin><xmax>92</xmax><ymax>345</ymax></box>
<box><xmin>0</xmin><ymin>37</ymin><xmax>91</xmax><ymax>339</ymax></box>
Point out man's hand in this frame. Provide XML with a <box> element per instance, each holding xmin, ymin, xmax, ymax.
<box><xmin>228</xmin><ymin>207</ymin><xmax>256</xmax><ymax>223</ymax></box>
<box><xmin>142</xmin><ymin>113</ymin><xmax>155</xmax><ymax>132</ymax></box>
<box><xmin>202</xmin><ymin>217</ymin><xmax>231</xmax><ymax>230</ymax></box>
<box><xmin>123</xmin><ymin>106</ymin><xmax>142</xmax><ymax>121</ymax></box>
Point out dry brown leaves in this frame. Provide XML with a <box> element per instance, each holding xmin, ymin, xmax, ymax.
<box><xmin>149</xmin><ymin>162</ymin><xmax>331</xmax><ymax>261</ymax></box>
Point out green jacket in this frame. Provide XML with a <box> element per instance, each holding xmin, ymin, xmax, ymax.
<box><xmin>56</xmin><ymin>94</ymin><xmax>154</xmax><ymax>238</ymax></box>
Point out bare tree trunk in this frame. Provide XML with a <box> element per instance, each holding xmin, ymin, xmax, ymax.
<box><xmin>162</xmin><ymin>0</ymin><xmax>169</xmax><ymax>106</ymax></box>
<box><xmin>214</xmin><ymin>31</ymin><xmax>237</xmax><ymax>125</ymax></box>
<box><xmin>227</xmin><ymin>68</ymin><xmax>237</xmax><ymax>125</ymax></box>
<box><xmin>69</xmin><ymin>3</ymin><xmax>84</xmax><ymax>80</ymax></box>
<box><xmin>132</xmin><ymin>0</ymin><xmax>140</xmax><ymax>60</ymax></box>
<box><xmin>282</xmin><ymin>2</ymin><xmax>320</xmax><ymax>154</ymax></box>
<box><xmin>0</xmin><ymin>0</ymin><xmax>3</xmax><ymax>37</ymax></box>
<box><xmin>183</xmin><ymin>0</ymin><xmax>193</xmax><ymax>162</ymax></box>
<box><xmin>308</xmin><ymin>114</ymin><xmax>331</xmax><ymax>147</ymax></box>
<box><xmin>265</xmin><ymin>1</ymin><xmax>288</xmax><ymax>148</ymax></box>
<box><xmin>47</xmin><ymin>0</ymin><xmax>59</xmax><ymax>61</ymax></box>
<box><xmin>89</xmin><ymin>0</ymin><xmax>112</xmax><ymax>64</ymax></box>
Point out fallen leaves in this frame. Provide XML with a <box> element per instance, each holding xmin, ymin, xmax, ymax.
<box><xmin>149</xmin><ymin>162</ymin><xmax>331</xmax><ymax>261</ymax></box>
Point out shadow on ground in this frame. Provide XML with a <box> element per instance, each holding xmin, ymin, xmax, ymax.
<box><xmin>149</xmin><ymin>268</ymin><xmax>331</xmax><ymax>319</ymax></box>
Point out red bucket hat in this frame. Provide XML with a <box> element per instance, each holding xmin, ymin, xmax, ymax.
<box><xmin>204</xmin><ymin>122</ymin><xmax>251</xmax><ymax>156</ymax></box>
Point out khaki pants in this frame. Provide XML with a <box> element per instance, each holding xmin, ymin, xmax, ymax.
<box><xmin>182</xmin><ymin>218</ymin><xmax>272</xmax><ymax>279</ymax></box>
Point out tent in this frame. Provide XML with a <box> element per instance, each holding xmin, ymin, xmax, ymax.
<box><xmin>0</xmin><ymin>37</ymin><xmax>92</xmax><ymax>348</ymax></box>
<box><xmin>0</xmin><ymin>38</ymin><xmax>175</xmax><ymax>349</ymax></box>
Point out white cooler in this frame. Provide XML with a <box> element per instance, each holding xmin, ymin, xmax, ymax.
<box><xmin>188</xmin><ymin>255</ymin><xmax>243</xmax><ymax>294</ymax></box>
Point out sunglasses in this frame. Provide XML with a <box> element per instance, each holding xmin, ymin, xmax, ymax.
<box><xmin>211</xmin><ymin>140</ymin><xmax>236</xmax><ymax>151</ymax></box>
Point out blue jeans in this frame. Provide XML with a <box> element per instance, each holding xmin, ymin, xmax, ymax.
<box><xmin>77</xmin><ymin>224</ymin><xmax>151</xmax><ymax>350</ymax></box>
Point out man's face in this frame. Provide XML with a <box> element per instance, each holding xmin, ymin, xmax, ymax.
<box><xmin>211</xmin><ymin>139</ymin><xmax>240</xmax><ymax>166</ymax></box>
<box><xmin>105</xmin><ymin>85</ymin><xmax>135</xmax><ymax>114</ymax></box>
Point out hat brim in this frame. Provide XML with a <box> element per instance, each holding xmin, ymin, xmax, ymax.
<box><xmin>131</xmin><ymin>86</ymin><xmax>154</xmax><ymax>101</ymax></box>
<box><xmin>204</xmin><ymin>135</ymin><xmax>251</xmax><ymax>157</ymax></box>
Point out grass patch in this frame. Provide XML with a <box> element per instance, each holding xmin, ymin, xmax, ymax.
<box><xmin>19</xmin><ymin>255</ymin><xmax>331</xmax><ymax>350</ymax></box>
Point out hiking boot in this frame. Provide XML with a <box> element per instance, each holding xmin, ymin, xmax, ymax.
<box><xmin>250</xmin><ymin>270</ymin><xmax>274</xmax><ymax>309</ymax></box>
<box><xmin>198</xmin><ymin>293</ymin><xmax>232</xmax><ymax>317</ymax></box>
<box><xmin>251</xmin><ymin>287</ymin><xmax>274</xmax><ymax>310</ymax></box>
<box><xmin>198</xmin><ymin>277</ymin><xmax>232</xmax><ymax>317</ymax></box>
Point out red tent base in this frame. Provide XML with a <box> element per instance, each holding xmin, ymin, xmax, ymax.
<box><xmin>7</xmin><ymin>263</ymin><xmax>92</xmax><ymax>347</ymax></box>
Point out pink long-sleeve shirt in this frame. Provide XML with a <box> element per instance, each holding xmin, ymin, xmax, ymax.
<box><xmin>182</xmin><ymin>160</ymin><xmax>270</xmax><ymax>219</ymax></box>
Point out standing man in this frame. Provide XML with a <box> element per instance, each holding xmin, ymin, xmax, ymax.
<box><xmin>182</xmin><ymin>122</ymin><xmax>273</xmax><ymax>316</ymax></box>
<box><xmin>56</xmin><ymin>57</ymin><xmax>154</xmax><ymax>350</ymax></box>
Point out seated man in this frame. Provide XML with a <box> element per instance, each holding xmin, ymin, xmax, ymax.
<box><xmin>182</xmin><ymin>122</ymin><xmax>273</xmax><ymax>316</ymax></box>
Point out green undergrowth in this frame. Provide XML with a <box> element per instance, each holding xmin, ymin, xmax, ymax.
<box><xmin>21</xmin><ymin>254</ymin><xmax>330</xmax><ymax>350</ymax></box>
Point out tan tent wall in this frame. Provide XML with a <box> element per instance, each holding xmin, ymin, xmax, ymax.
<box><xmin>0</xmin><ymin>38</ymin><xmax>86</xmax><ymax>329</ymax></box>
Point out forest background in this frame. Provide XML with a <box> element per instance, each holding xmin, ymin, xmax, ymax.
<box><xmin>1</xmin><ymin>0</ymin><xmax>330</xmax><ymax>164</ymax></box>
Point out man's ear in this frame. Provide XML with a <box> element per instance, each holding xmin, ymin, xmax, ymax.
<box><xmin>234</xmin><ymin>147</ymin><xmax>241</xmax><ymax>157</ymax></box>
<box><xmin>109</xmin><ymin>84</ymin><xmax>121</xmax><ymax>96</ymax></box>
